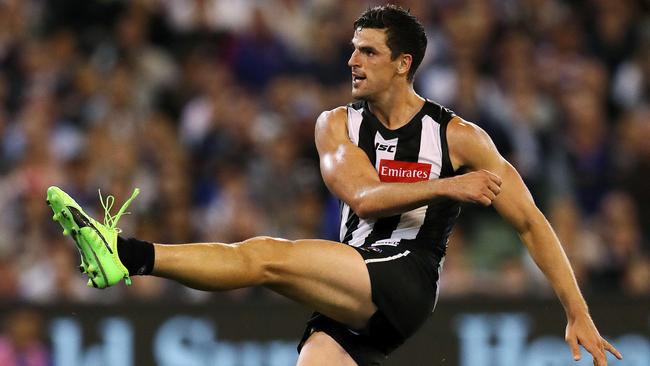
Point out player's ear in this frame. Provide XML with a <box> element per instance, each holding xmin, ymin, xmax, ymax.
<box><xmin>397</xmin><ymin>54</ymin><xmax>412</xmax><ymax>77</ymax></box>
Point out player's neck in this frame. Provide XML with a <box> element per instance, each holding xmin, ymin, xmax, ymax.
<box><xmin>367</xmin><ymin>84</ymin><xmax>424</xmax><ymax>130</ymax></box>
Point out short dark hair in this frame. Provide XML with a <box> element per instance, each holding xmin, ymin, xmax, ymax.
<box><xmin>353</xmin><ymin>5</ymin><xmax>427</xmax><ymax>81</ymax></box>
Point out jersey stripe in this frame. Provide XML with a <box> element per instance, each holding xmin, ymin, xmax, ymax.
<box><xmin>419</xmin><ymin>115</ymin><xmax>443</xmax><ymax>178</ymax></box>
<box><xmin>340</xmin><ymin>105</ymin><xmax>364</xmax><ymax>244</ymax></box>
<box><xmin>339</xmin><ymin>202</ymin><xmax>352</xmax><ymax>242</ymax></box>
<box><xmin>415</xmin><ymin>105</ymin><xmax>461</xmax><ymax>249</ymax></box>
<box><xmin>347</xmin><ymin>106</ymin><xmax>363</xmax><ymax>144</ymax></box>
<box><xmin>373</xmin><ymin>132</ymin><xmax>398</xmax><ymax>170</ymax></box>
<box><xmin>414</xmin><ymin>199</ymin><xmax>460</xmax><ymax>243</ymax></box>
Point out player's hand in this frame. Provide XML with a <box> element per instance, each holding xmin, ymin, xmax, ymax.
<box><xmin>565</xmin><ymin>314</ymin><xmax>622</xmax><ymax>365</ymax></box>
<box><xmin>442</xmin><ymin>169</ymin><xmax>502</xmax><ymax>206</ymax></box>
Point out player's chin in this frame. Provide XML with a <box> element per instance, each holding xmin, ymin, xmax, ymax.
<box><xmin>350</xmin><ymin>87</ymin><xmax>370</xmax><ymax>100</ymax></box>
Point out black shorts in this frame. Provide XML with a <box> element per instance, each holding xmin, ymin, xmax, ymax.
<box><xmin>297</xmin><ymin>242</ymin><xmax>441</xmax><ymax>366</ymax></box>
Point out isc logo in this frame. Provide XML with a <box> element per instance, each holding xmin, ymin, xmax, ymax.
<box><xmin>375</xmin><ymin>143</ymin><xmax>396</xmax><ymax>152</ymax></box>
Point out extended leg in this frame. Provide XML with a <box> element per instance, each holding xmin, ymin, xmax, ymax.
<box><xmin>153</xmin><ymin>236</ymin><xmax>376</xmax><ymax>329</ymax></box>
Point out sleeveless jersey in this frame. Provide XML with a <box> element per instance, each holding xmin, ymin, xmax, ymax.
<box><xmin>340</xmin><ymin>99</ymin><xmax>461</xmax><ymax>260</ymax></box>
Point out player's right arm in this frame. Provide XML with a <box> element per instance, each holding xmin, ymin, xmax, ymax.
<box><xmin>315</xmin><ymin>107</ymin><xmax>502</xmax><ymax>219</ymax></box>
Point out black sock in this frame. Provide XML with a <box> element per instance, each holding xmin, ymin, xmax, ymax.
<box><xmin>117</xmin><ymin>236</ymin><xmax>155</xmax><ymax>276</ymax></box>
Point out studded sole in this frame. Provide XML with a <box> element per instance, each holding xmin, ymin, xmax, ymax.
<box><xmin>46</xmin><ymin>193</ymin><xmax>108</xmax><ymax>288</ymax></box>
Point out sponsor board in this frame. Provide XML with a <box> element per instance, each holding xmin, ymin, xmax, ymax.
<box><xmin>1</xmin><ymin>299</ymin><xmax>647</xmax><ymax>365</ymax></box>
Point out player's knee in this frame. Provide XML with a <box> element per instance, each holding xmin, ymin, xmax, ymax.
<box><xmin>237</xmin><ymin>236</ymin><xmax>296</xmax><ymax>285</ymax></box>
<box><xmin>299</xmin><ymin>332</ymin><xmax>357</xmax><ymax>366</ymax></box>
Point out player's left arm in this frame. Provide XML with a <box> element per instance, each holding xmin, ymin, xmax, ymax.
<box><xmin>447</xmin><ymin>117</ymin><xmax>622</xmax><ymax>366</ymax></box>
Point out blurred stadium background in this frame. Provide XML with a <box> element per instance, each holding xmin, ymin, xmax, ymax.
<box><xmin>0</xmin><ymin>0</ymin><xmax>649</xmax><ymax>365</ymax></box>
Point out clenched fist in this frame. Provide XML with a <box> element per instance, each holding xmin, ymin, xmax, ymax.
<box><xmin>441</xmin><ymin>169</ymin><xmax>502</xmax><ymax>206</ymax></box>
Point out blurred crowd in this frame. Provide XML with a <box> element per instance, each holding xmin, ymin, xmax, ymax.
<box><xmin>0</xmin><ymin>0</ymin><xmax>648</xmax><ymax>305</ymax></box>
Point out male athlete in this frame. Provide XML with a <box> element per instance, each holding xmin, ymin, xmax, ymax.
<box><xmin>47</xmin><ymin>5</ymin><xmax>622</xmax><ymax>366</ymax></box>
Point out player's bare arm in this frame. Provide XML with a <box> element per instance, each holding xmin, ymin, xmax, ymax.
<box><xmin>315</xmin><ymin>107</ymin><xmax>502</xmax><ymax>218</ymax></box>
<box><xmin>446</xmin><ymin>117</ymin><xmax>623</xmax><ymax>366</ymax></box>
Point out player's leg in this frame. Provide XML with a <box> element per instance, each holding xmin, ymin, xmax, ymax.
<box><xmin>46</xmin><ymin>186</ymin><xmax>375</xmax><ymax>329</ymax></box>
<box><xmin>296</xmin><ymin>332</ymin><xmax>357</xmax><ymax>366</ymax></box>
<box><xmin>153</xmin><ymin>236</ymin><xmax>376</xmax><ymax>329</ymax></box>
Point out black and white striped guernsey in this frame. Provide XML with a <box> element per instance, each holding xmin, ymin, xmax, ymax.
<box><xmin>340</xmin><ymin>99</ymin><xmax>461</xmax><ymax>261</ymax></box>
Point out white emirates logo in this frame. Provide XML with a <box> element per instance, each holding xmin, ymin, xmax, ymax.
<box><xmin>378</xmin><ymin>159</ymin><xmax>431</xmax><ymax>183</ymax></box>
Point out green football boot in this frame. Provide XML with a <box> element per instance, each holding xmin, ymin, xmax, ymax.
<box><xmin>46</xmin><ymin>186</ymin><xmax>140</xmax><ymax>288</ymax></box>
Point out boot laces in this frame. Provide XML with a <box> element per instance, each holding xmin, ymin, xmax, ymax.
<box><xmin>98</xmin><ymin>188</ymin><xmax>140</xmax><ymax>233</ymax></box>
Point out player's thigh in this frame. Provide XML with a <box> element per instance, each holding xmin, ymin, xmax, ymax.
<box><xmin>247</xmin><ymin>237</ymin><xmax>375</xmax><ymax>329</ymax></box>
<box><xmin>297</xmin><ymin>331</ymin><xmax>357</xmax><ymax>366</ymax></box>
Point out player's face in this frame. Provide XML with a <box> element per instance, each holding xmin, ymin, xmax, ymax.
<box><xmin>348</xmin><ymin>28</ymin><xmax>401</xmax><ymax>100</ymax></box>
